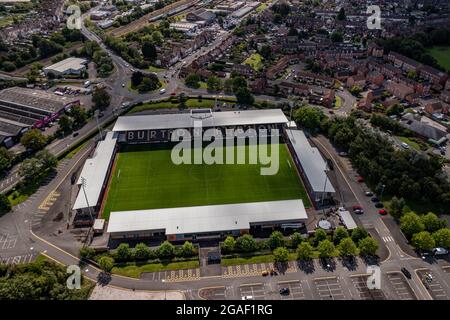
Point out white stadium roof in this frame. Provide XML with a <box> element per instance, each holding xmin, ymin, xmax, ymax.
<box><xmin>73</xmin><ymin>131</ymin><xmax>117</xmax><ymax>210</ymax></box>
<box><xmin>112</xmin><ymin>109</ymin><xmax>289</xmax><ymax>132</ymax></box>
<box><xmin>285</xmin><ymin>129</ymin><xmax>335</xmax><ymax>194</ymax></box>
<box><xmin>107</xmin><ymin>199</ymin><xmax>308</xmax><ymax>235</ymax></box>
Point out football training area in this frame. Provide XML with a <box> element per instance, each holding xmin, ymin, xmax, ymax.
<box><xmin>101</xmin><ymin>143</ymin><xmax>311</xmax><ymax>219</ymax></box>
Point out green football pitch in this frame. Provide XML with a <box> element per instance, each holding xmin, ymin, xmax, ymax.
<box><xmin>101</xmin><ymin>143</ymin><xmax>311</xmax><ymax>219</ymax></box>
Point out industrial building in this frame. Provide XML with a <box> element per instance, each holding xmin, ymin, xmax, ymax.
<box><xmin>43</xmin><ymin>57</ymin><xmax>88</xmax><ymax>77</ymax></box>
<box><xmin>107</xmin><ymin>199</ymin><xmax>308</xmax><ymax>241</ymax></box>
<box><xmin>0</xmin><ymin>87</ymin><xmax>80</xmax><ymax>129</ymax></box>
<box><xmin>186</xmin><ymin>8</ymin><xmax>216</xmax><ymax>23</ymax></box>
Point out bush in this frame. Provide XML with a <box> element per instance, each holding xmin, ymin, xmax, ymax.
<box><xmin>98</xmin><ymin>256</ymin><xmax>114</xmax><ymax>273</ymax></box>
<box><xmin>134</xmin><ymin>243</ymin><xmax>151</xmax><ymax>261</ymax></box>
<box><xmin>290</xmin><ymin>232</ymin><xmax>303</xmax><ymax>248</ymax></box>
<box><xmin>235</xmin><ymin>234</ymin><xmax>257</xmax><ymax>253</ymax></box>
<box><xmin>79</xmin><ymin>247</ymin><xmax>96</xmax><ymax>260</ymax></box>
<box><xmin>268</xmin><ymin>231</ymin><xmax>284</xmax><ymax>250</ymax></box>
<box><xmin>116</xmin><ymin>243</ymin><xmax>132</xmax><ymax>262</ymax></box>
<box><xmin>221</xmin><ymin>236</ymin><xmax>236</xmax><ymax>253</ymax></box>
<box><xmin>273</xmin><ymin>247</ymin><xmax>289</xmax><ymax>263</ymax></box>
<box><xmin>157</xmin><ymin>241</ymin><xmax>175</xmax><ymax>259</ymax></box>
<box><xmin>181</xmin><ymin>241</ymin><xmax>197</xmax><ymax>257</ymax></box>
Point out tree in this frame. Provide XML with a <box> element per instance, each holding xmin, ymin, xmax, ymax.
<box><xmin>400</xmin><ymin>212</ymin><xmax>425</xmax><ymax>239</ymax></box>
<box><xmin>421</xmin><ymin>212</ymin><xmax>446</xmax><ymax>233</ymax></box>
<box><xmin>273</xmin><ymin>247</ymin><xmax>289</xmax><ymax>263</ymax></box>
<box><xmin>58</xmin><ymin>115</ymin><xmax>73</xmax><ymax>134</ymax></box>
<box><xmin>0</xmin><ymin>147</ymin><xmax>13</xmax><ymax>174</ymax></box>
<box><xmin>432</xmin><ymin>228</ymin><xmax>450</xmax><ymax>249</ymax></box>
<box><xmin>333</xmin><ymin>227</ymin><xmax>349</xmax><ymax>245</ymax></box>
<box><xmin>337</xmin><ymin>238</ymin><xmax>358</xmax><ymax>257</ymax></box>
<box><xmin>268</xmin><ymin>231</ymin><xmax>284</xmax><ymax>250</ymax></box>
<box><xmin>297</xmin><ymin>241</ymin><xmax>314</xmax><ymax>260</ymax></box>
<box><xmin>207</xmin><ymin>76</ymin><xmax>221</xmax><ymax>92</ymax></box>
<box><xmin>92</xmin><ymin>87</ymin><xmax>111</xmax><ymax>111</ymax></box>
<box><xmin>234</xmin><ymin>87</ymin><xmax>254</xmax><ymax>105</ymax></box>
<box><xmin>351</xmin><ymin>227</ymin><xmax>368</xmax><ymax>244</ymax></box>
<box><xmin>222</xmin><ymin>236</ymin><xmax>236</xmax><ymax>253</ymax></box>
<box><xmin>137</xmin><ymin>75</ymin><xmax>160</xmax><ymax>93</ymax></box>
<box><xmin>259</xmin><ymin>45</ymin><xmax>271</xmax><ymax>60</ymax></box>
<box><xmin>116</xmin><ymin>243</ymin><xmax>132</xmax><ymax>262</ymax></box>
<box><xmin>0</xmin><ymin>193</ymin><xmax>11</xmax><ymax>215</ymax></box>
<box><xmin>142</xmin><ymin>41</ymin><xmax>157</xmax><ymax>61</ymax></box>
<box><xmin>131</xmin><ymin>71</ymin><xmax>144</xmax><ymax>87</ymax></box>
<box><xmin>330</xmin><ymin>31</ymin><xmax>343</xmax><ymax>43</ymax></box>
<box><xmin>79</xmin><ymin>246</ymin><xmax>96</xmax><ymax>260</ymax></box>
<box><xmin>317</xmin><ymin>239</ymin><xmax>335</xmax><ymax>258</ymax></box>
<box><xmin>358</xmin><ymin>237</ymin><xmax>379</xmax><ymax>256</ymax></box>
<box><xmin>68</xmin><ymin>105</ymin><xmax>87</xmax><ymax>129</ymax></box>
<box><xmin>157</xmin><ymin>241</ymin><xmax>175</xmax><ymax>259</ymax></box>
<box><xmin>412</xmin><ymin>231</ymin><xmax>435</xmax><ymax>251</ymax></box>
<box><xmin>98</xmin><ymin>256</ymin><xmax>114</xmax><ymax>273</ymax></box>
<box><xmin>235</xmin><ymin>234</ymin><xmax>257</xmax><ymax>252</ymax></box>
<box><xmin>20</xmin><ymin>129</ymin><xmax>47</xmax><ymax>151</ymax></box>
<box><xmin>134</xmin><ymin>243</ymin><xmax>151</xmax><ymax>261</ymax></box>
<box><xmin>389</xmin><ymin>196</ymin><xmax>405</xmax><ymax>219</ymax></box>
<box><xmin>336</xmin><ymin>8</ymin><xmax>346</xmax><ymax>21</ymax></box>
<box><xmin>151</xmin><ymin>31</ymin><xmax>163</xmax><ymax>46</ymax></box>
<box><xmin>181</xmin><ymin>241</ymin><xmax>196</xmax><ymax>257</ymax></box>
<box><xmin>185</xmin><ymin>73</ymin><xmax>201</xmax><ymax>89</ymax></box>
<box><xmin>349</xmin><ymin>85</ymin><xmax>362</xmax><ymax>96</ymax></box>
<box><xmin>290</xmin><ymin>232</ymin><xmax>303</xmax><ymax>248</ymax></box>
<box><xmin>294</xmin><ymin>107</ymin><xmax>323</xmax><ymax>131</ymax></box>
<box><xmin>314</xmin><ymin>229</ymin><xmax>327</xmax><ymax>246</ymax></box>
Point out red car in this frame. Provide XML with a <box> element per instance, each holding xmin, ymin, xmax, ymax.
<box><xmin>378</xmin><ymin>209</ymin><xmax>387</xmax><ymax>215</ymax></box>
<box><xmin>357</xmin><ymin>176</ymin><xmax>364</xmax><ymax>183</ymax></box>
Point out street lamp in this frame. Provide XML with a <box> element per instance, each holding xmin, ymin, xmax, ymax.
<box><xmin>379</xmin><ymin>184</ymin><xmax>386</xmax><ymax>200</ymax></box>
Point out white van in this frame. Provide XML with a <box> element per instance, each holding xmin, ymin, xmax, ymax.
<box><xmin>84</xmin><ymin>80</ymin><xmax>91</xmax><ymax>88</ymax></box>
<box><xmin>159</xmin><ymin>88</ymin><xmax>166</xmax><ymax>94</ymax></box>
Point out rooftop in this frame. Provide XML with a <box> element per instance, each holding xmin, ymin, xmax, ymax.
<box><xmin>43</xmin><ymin>57</ymin><xmax>87</xmax><ymax>73</ymax></box>
<box><xmin>0</xmin><ymin>87</ymin><xmax>77</xmax><ymax>113</ymax></box>
<box><xmin>107</xmin><ymin>199</ymin><xmax>308</xmax><ymax>235</ymax></box>
<box><xmin>112</xmin><ymin>109</ymin><xmax>289</xmax><ymax>132</ymax></box>
<box><xmin>73</xmin><ymin>131</ymin><xmax>118</xmax><ymax>210</ymax></box>
<box><xmin>285</xmin><ymin>129</ymin><xmax>336</xmax><ymax>194</ymax></box>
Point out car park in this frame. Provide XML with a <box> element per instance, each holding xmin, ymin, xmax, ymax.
<box><xmin>401</xmin><ymin>267</ymin><xmax>412</xmax><ymax>279</ymax></box>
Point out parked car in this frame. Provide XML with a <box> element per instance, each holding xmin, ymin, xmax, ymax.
<box><xmin>70</xmin><ymin>172</ymin><xmax>78</xmax><ymax>185</ymax></box>
<box><xmin>72</xmin><ymin>132</ymin><xmax>79</xmax><ymax>138</ymax></box>
<box><xmin>432</xmin><ymin>247</ymin><xmax>449</xmax><ymax>256</ymax></box>
<box><xmin>378</xmin><ymin>209</ymin><xmax>387</xmax><ymax>215</ymax></box>
<box><xmin>401</xmin><ymin>142</ymin><xmax>410</xmax><ymax>149</ymax></box>
<box><xmin>279</xmin><ymin>288</ymin><xmax>290</xmax><ymax>295</ymax></box>
<box><xmin>371</xmin><ymin>197</ymin><xmax>380</xmax><ymax>203</ymax></box>
<box><xmin>262</xmin><ymin>270</ymin><xmax>269</xmax><ymax>276</ymax></box>
<box><xmin>375</xmin><ymin>202</ymin><xmax>384</xmax><ymax>208</ymax></box>
<box><xmin>365</xmin><ymin>191</ymin><xmax>373</xmax><ymax>197</ymax></box>
<box><xmin>339</xmin><ymin>151</ymin><xmax>348</xmax><ymax>157</ymax></box>
<box><xmin>242</xmin><ymin>296</ymin><xmax>253</xmax><ymax>300</ymax></box>
<box><xmin>401</xmin><ymin>267</ymin><xmax>412</xmax><ymax>279</ymax></box>
<box><xmin>352</xmin><ymin>205</ymin><xmax>364</xmax><ymax>214</ymax></box>
<box><xmin>357</xmin><ymin>176</ymin><xmax>364</xmax><ymax>183</ymax></box>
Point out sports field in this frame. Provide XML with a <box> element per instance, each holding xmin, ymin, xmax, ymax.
<box><xmin>101</xmin><ymin>143</ymin><xmax>311</xmax><ymax>219</ymax></box>
<box><xmin>426</xmin><ymin>46</ymin><xmax>450</xmax><ymax>71</ymax></box>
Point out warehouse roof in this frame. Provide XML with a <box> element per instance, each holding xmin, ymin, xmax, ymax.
<box><xmin>107</xmin><ymin>199</ymin><xmax>308</xmax><ymax>235</ymax></box>
<box><xmin>0</xmin><ymin>87</ymin><xmax>77</xmax><ymax>113</ymax></box>
<box><xmin>43</xmin><ymin>57</ymin><xmax>87</xmax><ymax>74</ymax></box>
<box><xmin>73</xmin><ymin>131</ymin><xmax>117</xmax><ymax>210</ymax></box>
<box><xmin>113</xmin><ymin>109</ymin><xmax>289</xmax><ymax>132</ymax></box>
<box><xmin>285</xmin><ymin>129</ymin><xmax>335</xmax><ymax>194</ymax></box>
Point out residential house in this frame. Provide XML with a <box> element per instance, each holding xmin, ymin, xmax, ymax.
<box><xmin>419</xmin><ymin>65</ymin><xmax>448</xmax><ymax>86</ymax></box>
<box><xmin>387</xmin><ymin>80</ymin><xmax>414</xmax><ymax>99</ymax></box>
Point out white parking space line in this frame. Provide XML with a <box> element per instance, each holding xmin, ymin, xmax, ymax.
<box><xmin>0</xmin><ymin>235</ymin><xmax>17</xmax><ymax>250</ymax></box>
<box><xmin>0</xmin><ymin>253</ymin><xmax>35</xmax><ymax>265</ymax></box>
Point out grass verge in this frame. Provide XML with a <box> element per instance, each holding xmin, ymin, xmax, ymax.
<box><xmin>111</xmin><ymin>260</ymin><xmax>200</xmax><ymax>278</ymax></box>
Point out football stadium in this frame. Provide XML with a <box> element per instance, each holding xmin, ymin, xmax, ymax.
<box><xmin>72</xmin><ymin>109</ymin><xmax>335</xmax><ymax>242</ymax></box>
